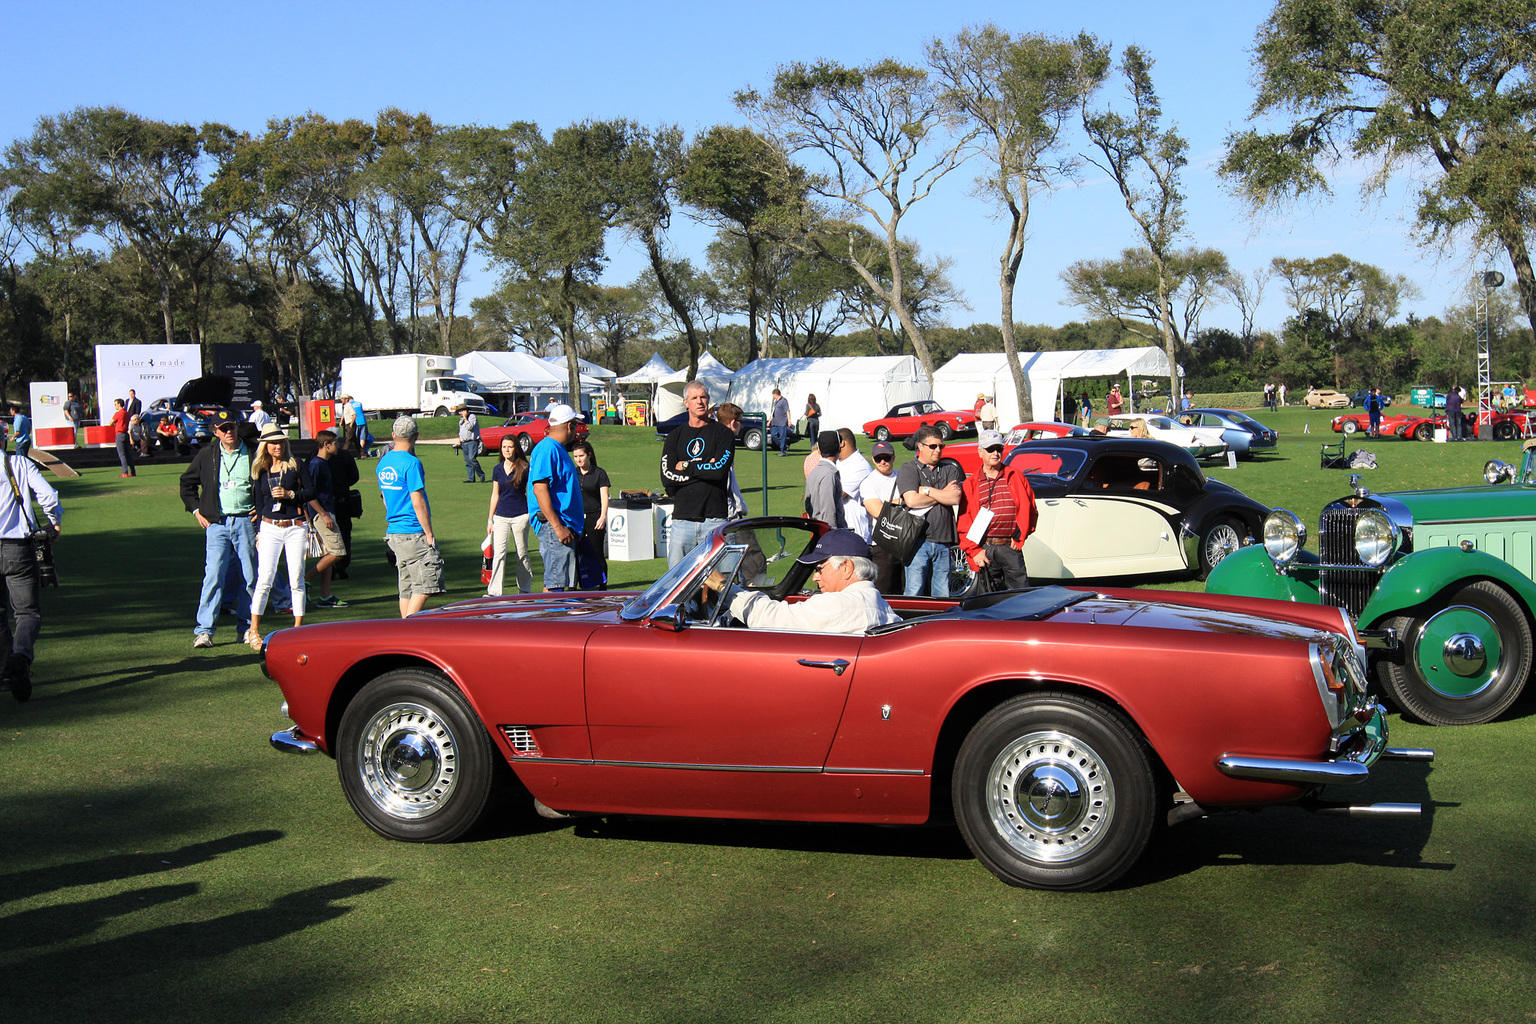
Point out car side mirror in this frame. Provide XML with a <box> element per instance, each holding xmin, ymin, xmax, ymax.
<box><xmin>650</xmin><ymin>604</ymin><xmax>688</xmax><ymax>632</ymax></box>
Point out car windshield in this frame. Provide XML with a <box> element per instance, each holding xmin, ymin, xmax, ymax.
<box><xmin>621</xmin><ymin>521</ymin><xmax>818</xmax><ymax>621</ymax></box>
<box><xmin>1005</xmin><ymin>446</ymin><xmax>1086</xmax><ymax>480</ymax></box>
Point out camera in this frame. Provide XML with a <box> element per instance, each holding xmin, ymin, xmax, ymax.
<box><xmin>30</xmin><ymin>529</ymin><xmax>58</xmax><ymax>587</ymax></box>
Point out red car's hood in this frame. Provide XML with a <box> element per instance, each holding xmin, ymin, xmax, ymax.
<box><xmin>1058</xmin><ymin>594</ymin><xmax>1344</xmax><ymax>644</ymax></box>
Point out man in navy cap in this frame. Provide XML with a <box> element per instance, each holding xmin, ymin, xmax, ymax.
<box><xmin>703</xmin><ymin>529</ymin><xmax>899</xmax><ymax>634</ymax></box>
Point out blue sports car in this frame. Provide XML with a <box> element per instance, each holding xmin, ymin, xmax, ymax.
<box><xmin>1181</xmin><ymin>408</ymin><xmax>1278</xmax><ymax>459</ymax></box>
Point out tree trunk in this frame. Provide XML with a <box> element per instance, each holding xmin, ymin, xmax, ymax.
<box><xmin>643</xmin><ymin>230</ymin><xmax>703</xmax><ymax>378</ymax></box>
<box><xmin>840</xmin><ymin>230</ymin><xmax>937</xmax><ymax>386</ymax></box>
<box><xmin>746</xmin><ymin>236</ymin><xmax>761</xmax><ymax>364</ymax></box>
<box><xmin>998</xmin><ymin>199</ymin><xmax>1032</xmax><ymax>421</ymax></box>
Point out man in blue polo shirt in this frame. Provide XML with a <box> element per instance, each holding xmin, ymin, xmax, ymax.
<box><xmin>527</xmin><ymin>404</ymin><xmax>583</xmax><ymax>591</ymax></box>
<box><xmin>377</xmin><ymin>415</ymin><xmax>445</xmax><ymax>617</ymax></box>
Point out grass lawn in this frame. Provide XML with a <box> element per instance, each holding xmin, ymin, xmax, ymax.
<box><xmin>3</xmin><ymin>406</ymin><xmax>1534</xmax><ymax>1024</ymax></box>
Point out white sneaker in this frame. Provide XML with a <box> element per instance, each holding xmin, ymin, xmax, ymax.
<box><xmin>193</xmin><ymin>633</ymin><xmax>213</xmax><ymax>649</ymax></box>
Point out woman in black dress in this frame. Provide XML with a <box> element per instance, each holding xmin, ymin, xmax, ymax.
<box><xmin>571</xmin><ymin>439</ymin><xmax>610</xmax><ymax>590</ymax></box>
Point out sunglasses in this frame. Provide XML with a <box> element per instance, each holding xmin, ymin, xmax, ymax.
<box><xmin>983</xmin><ymin>446</ymin><xmax>1005</xmax><ymax>454</ymax></box>
<box><xmin>873</xmin><ymin>455</ymin><xmax>894</xmax><ymax>463</ymax></box>
<box><xmin>919</xmin><ymin>442</ymin><xmax>944</xmax><ymax>450</ymax></box>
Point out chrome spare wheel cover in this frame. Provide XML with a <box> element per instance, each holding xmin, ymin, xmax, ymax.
<box><xmin>357</xmin><ymin>701</ymin><xmax>458</xmax><ymax>819</ymax></box>
<box><xmin>986</xmin><ymin>730</ymin><xmax>1114</xmax><ymax>862</ymax></box>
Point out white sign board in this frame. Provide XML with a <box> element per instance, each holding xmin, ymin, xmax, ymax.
<box><xmin>29</xmin><ymin>381</ymin><xmax>69</xmax><ymax>432</ymax></box>
<box><xmin>94</xmin><ymin>344</ymin><xmax>202</xmax><ymax>418</ymax></box>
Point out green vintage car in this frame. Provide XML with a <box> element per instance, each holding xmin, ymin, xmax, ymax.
<box><xmin>1206</xmin><ymin>445</ymin><xmax>1536</xmax><ymax>726</ymax></box>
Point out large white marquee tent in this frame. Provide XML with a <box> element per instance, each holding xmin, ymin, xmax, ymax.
<box><xmin>933</xmin><ymin>347</ymin><xmax>1176</xmax><ymax>426</ymax></box>
<box><xmin>727</xmin><ymin>356</ymin><xmax>928</xmax><ymax>434</ymax></box>
<box><xmin>457</xmin><ymin>350</ymin><xmax>605</xmax><ymax>413</ymax></box>
<box><xmin>652</xmin><ymin>351</ymin><xmax>736</xmax><ymax>420</ymax></box>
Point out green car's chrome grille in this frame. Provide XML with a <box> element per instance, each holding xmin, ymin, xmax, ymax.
<box><xmin>1318</xmin><ymin>508</ymin><xmax>1383</xmax><ymax>618</ymax></box>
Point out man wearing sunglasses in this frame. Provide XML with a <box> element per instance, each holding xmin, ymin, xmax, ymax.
<box><xmin>957</xmin><ymin>430</ymin><xmax>1036</xmax><ymax>593</ymax></box>
<box><xmin>859</xmin><ymin>440</ymin><xmax>903</xmax><ymax>593</ymax></box>
<box><xmin>704</xmin><ymin>529</ymin><xmax>898</xmax><ymax>633</ymax></box>
<box><xmin>896</xmin><ymin>424</ymin><xmax>963</xmax><ymax>597</ymax></box>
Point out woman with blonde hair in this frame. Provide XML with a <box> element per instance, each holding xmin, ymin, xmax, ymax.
<box><xmin>1128</xmin><ymin>418</ymin><xmax>1152</xmax><ymax>439</ymax></box>
<box><xmin>485</xmin><ymin>433</ymin><xmax>533</xmax><ymax>595</ymax></box>
<box><xmin>247</xmin><ymin>424</ymin><xmax>330</xmax><ymax>647</ymax></box>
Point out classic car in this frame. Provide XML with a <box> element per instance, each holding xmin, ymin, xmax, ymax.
<box><xmin>863</xmin><ymin>401</ymin><xmax>978</xmax><ymax>443</ymax></box>
<box><xmin>1331</xmin><ymin>410</ymin><xmax>1419</xmax><ymax>437</ymax></box>
<box><xmin>1303</xmin><ymin>389</ymin><xmax>1352</xmax><ymax>409</ymax></box>
<box><xmin>480</xmin><ymin>410</ymin><xmax>590</xmax><ymax>455</ymax></box>
<box><xmin>1104</xmin><ymin>415</ymin><xmax>1228</xmax><ymax>461</ymax></box>
<box><xmin>942</xmin><ymin>421</ymin><xmax>1089</xmax><ymax>476</ymax></box>
<box><xmin>1182</xmin><ymin>408</ymin><xmax>1278</xmax><ymax>458</ymax></box>
<box><xmin>265</xmin><ymin>515</ymin><xmax>1428</xmax><ymax>892</ymax></box>
<box><xmin>1348</xmin><ymin>389</ymin><xmax>1394</xmax><ymax>408</ymax></box>
<box><xmin>1390</xmin><ymin>409</ymin><xmax>1502</xmax><ymax>441</ymax></box>
<box><xmin>1000</xmin><ymin>438</ymin><xmax>1267</xmax><ymax>580</ymax></box>
<box><xmin>146</xmin><ymin>374</ymin><xmax>243</xmax><ymax>441</ymax></box>
<box><xmin>1207</xmin><ymin>444</ymin><xmax>1536</xmax><ymax>725</ymax></box>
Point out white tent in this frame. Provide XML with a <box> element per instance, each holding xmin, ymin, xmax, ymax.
<box><xmin>545</xmin><ymin>354</ymin><xmax>617</xmax><ymax>381</ymax></box>
<box><xmin>654</xmin><ymin>351</ymin><xmax>736</xmax><ymax>420</ymax></box>
<box><xmin>616</xmin><ymin>353</ymin><xmax>676</xmax><ymax>384</ymax></box>
<box><xmin>727</xmin><ymin>356</ymin><xmax>928</xmax><ymax>434</ymax></box>
<box><xmin>457</xmin><ymin>350</ymin><xmax>604</xmax><ymax>415</ymax></box>
<box><xmin>933</xmin><ymin>347</ymin><xmax>1176</xmax><ymax>426</ymax></box>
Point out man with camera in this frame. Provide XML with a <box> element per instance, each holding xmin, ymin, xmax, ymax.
<box><xmin>0</xmin><ymin>434</ymin><xmax>61</xmax><ymax>702</ymax></box>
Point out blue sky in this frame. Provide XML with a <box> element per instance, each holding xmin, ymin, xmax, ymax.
<box><xmin>3</xmin><ymin>0</ymin><xmax>1492</xmax><ymax>340</ymax></box>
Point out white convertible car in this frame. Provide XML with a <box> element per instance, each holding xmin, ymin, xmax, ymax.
<box><xmin>1105</xmin><ymin>415</ymin><xmax>1228</xmax><ymax>460</ymax></box>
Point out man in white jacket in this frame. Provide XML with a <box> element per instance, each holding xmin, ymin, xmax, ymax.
<box><xmin>706</xmin><ymin>530</ymin><xmax>899</xmax><ymax>634</ymax></box>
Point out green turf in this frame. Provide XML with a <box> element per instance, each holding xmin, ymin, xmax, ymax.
<box><xmin>2</xmin><ymin>413</ymin><xmax>1532</xmax><ymax>1024</ymax></box>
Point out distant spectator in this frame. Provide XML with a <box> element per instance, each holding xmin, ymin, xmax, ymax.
<box><xmin>770</xmin><ymin>388</ymin><xmax>791</xmax><ymax>456</ymax></box>
<box><xmin>897</xmin><ymin>424</ymin><xmax>962</xmax><ymax>597</ymax></box>
<box><xmin>378</xmin><ymin>414</ymin><xmax>445</xmax><ymax>615</ymax></box>
<box><xmin>328</xmin><ymin>432</ymin><xmax>360</xmax><ymax>580</ymax></box>
<box><xmin>804</xmin><ymin>393</ymin><xmax>821</xmax><ymax>440</ymax></box>
<box><xmin>715</xmin><ymin>403</ymin><xmax>749</xmax><ymax>518</ymax></box>
<box><xmin>111</xmin><ymin>399</ymin><xmax>135</xmax><ymax>477</ymax></box>
<box><xmin>486</xmin><ymin>434</ymin><xmax>532</xmax><ymax>596</ymax></box>
<box><xmin>528</xmin><ymin>404</ymin><xmax>584</xmax><ymax>591</ymax></box>
<box><xmin>63</xmin><ymin>392</ymin><xmax>84</xmax><ymax>447</ymax></box>
<box><xmin>9</xmin><ymin>404</ymin><xmax>30</xmax><ymax>461</ymax></box>
<box><xmin>247</xmin><ymin>400</ymin><xmax>272</xmax><ymax>431</ymax></box>
<box><xmin>1106</xmin><ymin>384</ymin><xmax>1123</xmax><ymax>417</ymax></box>
<box><xmin>126</xmin><ymin>388</ymin><xmax>142</xmax><ymax>417</ymax></box>
<box><xmin>859</xmin><ymin>440</ymin><xmax>904</xmax><ymax>593</ymax></box>
<box><xmin>1062</xmin><ymin>392</ymin><xmax>1077</xmax><ymax>425</ymax></box>
<box><xmin>1446</xmin><ymin>384</ymin><xmax>1464</xmax><ymax>441</ymax></box>
<box><xmin>572</xmin><ymin>439</ymin><xmax>610</xmax><ymax>590</ymax></box>
<box><xmin>836</xmin><ymin>428</ymin><xmax>873</xmax><ymax>541</ymax></box>
<box><xmin>248</xmin><ymin>424</ymin><xmax>328</xmax><ymax>645</ymax></box>
<box><xmin>977</xmin><ymin>395</ymin><xmax>998</xmax><ymax>430</ymax></box>
<box><xmin>957</xmin><ymin>429</ymin><xmax>1037</xmax><ymax>594</ymax></box>
<box><xmin>129</xmin><ymin>413</ymin><xmax>150</xmax><ymax>457</ymax></box>
<box><xmin>805</xmin><ymin>431</ymin><xmax>846</xmax><ymax>528</ymax></box>
<box><xmin>456</xmin><ymin>401</ymin><xmax>485</xmax><ymax>483</ymax></box>
<box><xmin>304</xmin><ymin>430</ymin><xmax>348</xmax><ymax>609</ymax></box>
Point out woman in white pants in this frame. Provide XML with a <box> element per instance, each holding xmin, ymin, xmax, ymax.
<box><xmin>485</xmin><ymin>434</ymin><xmax>532</xmax><ymax>595</ymax></box>
<box><xmin>247</xmin><ymin>423</ymin><xmax>327</xmax><ymax>647</ymax></box>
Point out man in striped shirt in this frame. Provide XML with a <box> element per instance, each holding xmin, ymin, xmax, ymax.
<box><xmin>956</xmin><ymin>430</ymin><xmax>1037</xmax><ymax>594</ymax></box>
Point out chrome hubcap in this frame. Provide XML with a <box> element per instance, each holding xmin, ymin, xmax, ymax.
<box><xmin>1442</xmin><ymin>632</ymin><xmax>1487</xmax><ymax>677</ymax></box>
<box><xmin>357</xmin><ymin>702</ymin><xmax>458</xmax><ymax>818</ymax></box>
<box><xmin>1205</xmin><ymin>525</ymin><xmax>1241</xmax><ymax>566</ymax></box>
<box><xmin>986</xmin><ymin>730</ymin><xmax>1114</xmax><ymax>862</ymax></box>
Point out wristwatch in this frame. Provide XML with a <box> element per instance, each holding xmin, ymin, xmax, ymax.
<box><xmin>920</xmin><ymin>486</ymin><xmax>930</xmax><ymax>496</ymax></box>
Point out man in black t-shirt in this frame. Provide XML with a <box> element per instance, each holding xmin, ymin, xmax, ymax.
<box><xmin>661</xmin><ymin>381</ymin><xmax>736</xmax><ymax>566</ymax></box>
<box><xmin>895</xmin><ymin>424</ymin><xmax>963</xmax><ymax>597</ymax></box>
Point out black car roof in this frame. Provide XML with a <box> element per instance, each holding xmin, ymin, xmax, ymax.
<box><xmin>1008</xmin><ymin>436</ymin><xmax>1205</xmax><ymax>471</ymax></box>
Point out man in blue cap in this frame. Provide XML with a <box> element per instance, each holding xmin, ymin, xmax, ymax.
<box><xmin>704</xmin><ymin>529</ymin><xmax>900</xmax><ymax>633</ymax></box>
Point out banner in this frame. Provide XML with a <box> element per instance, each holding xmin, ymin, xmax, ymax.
<box><xmin>29</xmin><ymin>382</ymin><xmax>69</xmax><ymax>431</ymax></box>
<box><xmin>94</xmin><ymin>344</ymin><xmax>201</xmax><ymax>418</ymax></box>
<box><xmin>213</xmin><ymin>343</ymin><xmax>263</xmax><ymax>410</ymax></box>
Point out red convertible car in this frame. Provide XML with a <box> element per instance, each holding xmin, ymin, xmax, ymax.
<box><xmin>862</xmin><ymin>401</ymin><xmax>978</xmax><ymax>443</ymax></box>
<box><xmin>264</xmin><ymin>517</ymin><xmax>1428</xmax><ymax>892</ymax></box>
<box><xmin>943</xmin><ymin>422</ymin><xmax>1087</xmax><ymax>476</ymax></box>
<box><xmin>1331</xmin><ymin>411</ymin><xmax>1418</xmax><ymax>437</ymax></box>
<box><xmin>480</xmin><ymin>410</ymin><xmax>590</xmax><ymax>454</ymax></box>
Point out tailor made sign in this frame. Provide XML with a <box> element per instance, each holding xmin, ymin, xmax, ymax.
<box><xmin>94</xmin><ymin>344</ymin><xmax>202</xmax><ymax>418</ymax></box>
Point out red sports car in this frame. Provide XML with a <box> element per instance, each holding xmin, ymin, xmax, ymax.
<box><xmin>265</xmin><ymin>516</ymin><xmax>1427</xmax><ymax>892</ymax></box>
<box><xmin>480</xmin><ymin>410</ymin><xmax>590</xmax><ymax>455</ymax></box>
<box><xmin>1390</xmin><ymin>409</ymin><xmax>1529</xmax><ymax>441</ymax></box>
<box><xmin>862</xmin><ymin>401</ymin><xmax>978</xmax><ymax>443</ymax></box>
<box><xmin>1330</xmin><ymin>411</ymin><xmax>1418</xmax><ymax>437</ymax></box>
<box><xmin>942</xmin><ymin>422</ymin><xmax>1087</xmax><ymax>476</ymax></box>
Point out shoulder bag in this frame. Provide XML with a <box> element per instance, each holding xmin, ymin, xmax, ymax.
<box><xmin>871</xmin><ymin>495</ymin><xmax>927</xmax><ymax>565</ymax></box>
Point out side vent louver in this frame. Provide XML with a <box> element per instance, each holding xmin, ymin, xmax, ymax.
<box><xmin>500</xmin><ymin>726</ymin><xmax>541</xmax><ymax>756</ymax></box>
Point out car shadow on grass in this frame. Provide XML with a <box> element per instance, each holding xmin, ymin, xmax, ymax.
<box><xmin>566</xmin><ymin>815</ymin><xmax>974</xmax><ymax>863</ymax></box>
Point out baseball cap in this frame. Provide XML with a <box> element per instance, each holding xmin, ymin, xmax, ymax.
<box><xmin>978</xmin><ymin>429</ymin><xmax>1005</xmax><ymax>450</ymax></box>
<box><xmin>796</xmin><ymin>529</ymin><xmax>872</xmax><ymax>564</ymax></box>
<box><xmin>547</xmin><ymin>404</ymin><xmax>579</xmax><ymax>426</ymax></box>
<box><xmin>251</xmin><ymin>400</ymin><xmax>263</xmax><ymax>408</ymax></box>
<box><xmin>392</xmin><ymin>414</ymin><xmax>419</xmax><ymax>438</ymax></box>
<box><xmin>871</xmin><ymin>440</ymin><xmax>895</xmax><ymax>459</ymax></box>
<box><xmin>817</xmin><ymin>430</ymin><xmax>840</xmax><ymax>457</ymax></box>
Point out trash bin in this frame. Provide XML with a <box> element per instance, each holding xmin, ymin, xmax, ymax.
<box><xmin>653</xmin><ymin>498</ymin><xmax>675</xmax><ymax>559</ymax></box>
<box><xmin>608</xmin><ymin>495</ymin><xmax>655</xmax><ymax>561</ymax></box>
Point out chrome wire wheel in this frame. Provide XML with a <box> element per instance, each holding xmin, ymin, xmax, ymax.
<box><xmin>355</xmin><ymin>701</ymin><xmax>460</xmax><ymax>820</ymax></box>
<box><xmin>1199</xmin><ymin>518</ymin><xmax>1244</xmax><ymax>576</ymax></box>
<box><xmin>984</xmin><ymin>730</ymin><xmax>1114</xmax><ymax>863</ymax></box>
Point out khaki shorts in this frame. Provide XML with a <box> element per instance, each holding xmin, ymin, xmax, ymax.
<box><xmin>386</xmin><ymin>533</ymin><xmax>446</xmax><ymax>598</ymax></box>
<box><xmin>314</xmin><ymin>518</ymin><xmax>346</xmax><ymax>557</ymax></box>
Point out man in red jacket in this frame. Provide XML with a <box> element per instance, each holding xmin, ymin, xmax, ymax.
<box><xmin>957</xmin><ymin>430</ymin><xmax>1037</xmax><ymax>593</ymax></box>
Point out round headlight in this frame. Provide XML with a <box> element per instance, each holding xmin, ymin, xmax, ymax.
<box><xmin>1263</xmin><ymin>509</ymin><xmax>1306</xmax><ymax>567</ymax></box>
<box><xmin>1354</xmin><ymin>510</ymin><xmax>1399</xmax><ymax>567</ymax></box>
<box><xmin>1485</xmin><ymin>459</ymin><xmax>1514</xmax><ymax>485</ymax></box>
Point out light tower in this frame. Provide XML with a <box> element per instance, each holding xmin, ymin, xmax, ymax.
<box><xmin>1476</xmin><ymin>271</ymin><xmax>1504</xmax><ymax>440</ymax></box>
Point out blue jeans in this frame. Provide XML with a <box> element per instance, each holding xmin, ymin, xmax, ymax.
<box><xmin>905</xmin><ymin>540</ymin><xmax>952</xmax><ymax>598</ymax></box>
<box><xmin>196</xmin><ymin>516</ymin><xmax>258</xmax><ymax>637</ymax></box>
<box><xmin>461</xmin><ymin>439</ymin><xmax>485</xmax><ymax>481</ymax></box>
<box><xmin>538</xmin><ymin>523</ymin><xmax>578</xmax><ymax>591</ymax></box>
<box><xmin>668</xmin><ymin>517</ymin><xmax>726</xmax><ymax>567</ymax></box>
<box><xmin>771</xmin><ymin>425</ymin><xmax>789</xmax><ymax>453</ymax></box>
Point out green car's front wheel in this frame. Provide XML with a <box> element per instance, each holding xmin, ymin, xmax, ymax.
<box><xmin>1379</xmin><ymin>581</ymin><xmax>1533</xmax><ymax>726</ymax></box>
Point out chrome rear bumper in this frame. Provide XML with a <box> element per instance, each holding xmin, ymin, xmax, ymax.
<box><xmin>270</xmin><ymin>728</ymin><xmax>320</xmax><ymax>755</ymax></box>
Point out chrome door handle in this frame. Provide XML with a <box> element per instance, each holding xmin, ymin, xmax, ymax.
<box><xmin>798</xmin><ymin>658</ymin><xmax>850</xmax><ymax>676</ymax></box>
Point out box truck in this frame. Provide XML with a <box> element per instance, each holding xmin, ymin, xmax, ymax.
<box><xmin>339</xmin><ymin>354</ymin><xmax>490</xmax><ymax>418</ymax></box>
